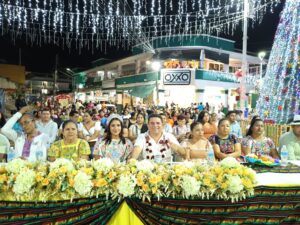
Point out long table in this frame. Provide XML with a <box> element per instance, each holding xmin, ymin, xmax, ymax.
<box><xmin>0</xmin><ymin>163</ymin><xmax>300</xmax><ymax>225</ymax></box>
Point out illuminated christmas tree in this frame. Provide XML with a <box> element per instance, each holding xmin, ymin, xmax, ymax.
<box><xmin>256</xmin><ymin>0</ymin><xmax>300</xmax><ymax>124</ymax></box>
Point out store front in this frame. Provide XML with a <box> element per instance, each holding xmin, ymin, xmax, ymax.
<box><xmin>158</xmin><ymin>68</ymin><xmax>240</xmax><ymax>110</ymax></box>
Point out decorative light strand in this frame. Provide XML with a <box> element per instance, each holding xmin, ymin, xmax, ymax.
<box><xmin>0</xmin><ymin>0</ymin><xmax>281</xmax><ymax>51</ymax></box>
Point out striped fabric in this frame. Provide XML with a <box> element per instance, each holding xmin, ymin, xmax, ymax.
<box><xmin>126</xmin><ymin>186</ymin><xmax>300</xmax><ymax>225</ymax></box>
<box><xmin>0</xmin><ymin>197</ymin><xmax>121</xmax><ymax>225</ymax></box>
<box><xmin>0</xmin><ymin>187</ymin><xmax>299</xmax><ymax>224</ymax></box>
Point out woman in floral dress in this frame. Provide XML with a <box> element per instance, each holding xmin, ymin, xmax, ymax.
<box><xmin>209</xmin><ymin>118</ymin><xmax>241</xmax><ymax>160</ymax></box>
<box><xmin>241</xmin><ymin>119</ymin><xmax>279</xmax><ymax>158</ymax></box>
<box><xmin>93</xmin><ymin>115</ymin><xmax>133</xmax><ymax>163</ymax></box>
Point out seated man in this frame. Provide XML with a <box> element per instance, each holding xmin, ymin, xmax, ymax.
<box><xmin>130</xmin><ymin>114</ymin><xmax>187</xmax><ymax>162</ymax></box>
<box><xmin>227</xmin><ymin>110</ymin><xmax>242</xmax><ymax>138</ymax></box>
<box><xmin>279</xmin><ymin>115</ymin><xmax>300</xmax><ymax>160</ymax></box>
<box><xmin>1</xmin><ymin>106</ymin><xmax>50</xmax><ymax>162</ymax></box>
<box><xmin>36</xmin><ymin>108</ymin><xmax>58</xmax><ymax>144</ymax></box>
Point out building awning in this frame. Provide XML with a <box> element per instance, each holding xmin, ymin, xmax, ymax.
<box><xmin>118</xmin><ymin>84</ymin><xmax>155</xmax><ymax>98</ymax></box>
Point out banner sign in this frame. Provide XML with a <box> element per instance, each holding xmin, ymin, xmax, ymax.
<box><xmin>162</xmin><ymin>70</ymin><xmax>191</xmax><ymax>85</ymax></box>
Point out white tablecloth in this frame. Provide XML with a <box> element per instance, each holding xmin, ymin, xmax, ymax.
<box><xmin>256</xmin><ymin>172</ymin><xmax>300</xmax><ymax>186</ymax></box>
<box><xmin>289</xmin><ymin>160</ymin><xmax>300</xmax><ymax>166</ymax></box>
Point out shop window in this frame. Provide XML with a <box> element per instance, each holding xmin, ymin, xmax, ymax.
<box><xmin>209</xmin><ymin>63</ymin><xmax>224</xmax><ymax>71</ymax></box>
<box><xmin>249</xmin><ymin>66</ymin><xmax>259</xmax><ymax>75</ymax></box>
<box><xmin>163</xmin><ymin>60</ymin><xmax>199</xmax><ymax>69</ymax></box>
<box><xmin>229</xmin><ymin>66</ymin><xmax>241</xmax><ymax>73</ymax></box>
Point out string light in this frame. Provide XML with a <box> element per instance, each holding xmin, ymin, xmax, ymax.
<box><xmin>0</xmin><ymin>0</ymin><xmax>281</xmax><ymax>50</ymax></box>
<box><xmin>257</xmin><ymin>0</ymin><xmax>299</xmax><ymax>124</ymax></box>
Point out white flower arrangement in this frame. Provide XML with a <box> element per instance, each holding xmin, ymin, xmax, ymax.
<box><xmin>220</xmin><ymin>157</ymin><xmax>240</xmax><ymax>168</ymax></box>
<box><xmin>182</xmin><ymin>160</ymin><xmax>195</xmax><ymax>168</ymax></box>
<box><xmin>135</xmin><ymin>160</ymin><xmax>155</xmax><ymax>172</ymax></box>
<box><xmin>13</xmin><ymin>169</ymin><xmax>36</xmax><ymax>195</ymax></box>
<box><xmin>180</xmin><ymin>175</ymin><xmax>201</xmax><ymax>198</ymax></box>
<box><xmin>74</xmin><ymin>171</ymin><xmax>93</xmax><ymax>196</ymax></box>
<box><xmin>50</xmin><ymin>158</ymin><xmax>74</xmax><ymax>172</ymax></box>
<box><xmin>226</xmin><ymin>175</ymin><xmax>243</xmax><ymax>194</ymax></box>
<box><xmin>92</xmin><ymin>158</ymin><xmax>114</xmax><ymax>173</ymax></box>
<box><xmin>6</xmin><ymin>158</ymin><xmax>28</xmax><ymax>174</ymax></box>
<box><xmin>117</xmin><ymin>175</ymin><xmax>136</xmax><ymax>197</ymax></box>
<box><xmin>0</xmin><ymin>158</ymin><xmax>257</xmax><ymax>203</ymax></box>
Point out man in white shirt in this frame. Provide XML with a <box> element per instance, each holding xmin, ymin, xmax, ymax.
<box><xmin>279</xmin><ymin>114</ymin><xmax>300</xmax><ymax>160</ymax></box>
<box><xmin>36</xmin><ymin>108</ymin><xmax>58</xmax><ymax>144</ymax></box>
<box><xmin>130</xmin><ymin>114</ymin><xmax>186</xmax><ymax>162</ymax></box>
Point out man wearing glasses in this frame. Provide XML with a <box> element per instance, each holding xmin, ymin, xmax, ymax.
<box><xmin>1</xmin><ymin>106</ymin><xmax>50</xmax><ymax>162</ymax></box>
<box><xmin>130</xmin><ymin>114</ymin><xmax>187</xmax><ymax>162</ymax></box>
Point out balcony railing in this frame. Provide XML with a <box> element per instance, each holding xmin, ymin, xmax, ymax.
<box><xmin>196</xmin><ymin>69</ymin><xmax>239</xmax><ymax>83</ymax></box>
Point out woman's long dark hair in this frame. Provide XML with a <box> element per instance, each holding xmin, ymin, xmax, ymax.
<box><xmin>136</xmin><ymin>112</ymin><xmax>146</xmax><ymax>122</ymax></box>
<box><xmin>246</xmin><ymin>118</ymin><xmax>263</xmax><ymax>136</ymax></box>
<box><xmin>104</xmin><ymin>118</ymin><xmax>126</xmax><ymax>145</ymax></box>
<box><xmin>197</xmin><ymin>110</ymin><xmax>209</xmax><ymax>125</ymax></box>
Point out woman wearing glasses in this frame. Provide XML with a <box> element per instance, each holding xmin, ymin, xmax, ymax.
<box><xmin>1</xmin><ymin>106</ymin><xmax>50</xmax><ymax>162</ymax></box>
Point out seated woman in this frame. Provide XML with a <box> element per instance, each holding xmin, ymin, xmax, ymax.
<box><xmin>197</xmin><ymin>110</ymin><xmax>217</xmax><ymax>139</ymax></box>
<box><xmin>209</xmin><ymin>118</ymin><xmax>241</xmax><ymax>160</ymax></box>
<box><xmin>93</xmin><ymin>115</ymin><xmax>133</xmax><ymax>163</ymax></box>
<box><xmin>48</xmin><ymin>120</ymin><xmax>91</xmax><ymax>161</ymax></box>
<box><xmin>128</xmin><ymin>112</ymin><xmax>148</xmax><ymax>142</ymax></box>
<box><xmin>181</xmin><ymin>122</ymin><xmax>212</xmax><ymax>160</ymax></box>
<box><xmin>242</xmin><ymin>119</ymin><xmax>279</xmax><ymax>158</ymax></box>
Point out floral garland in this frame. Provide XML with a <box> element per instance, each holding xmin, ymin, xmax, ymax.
<box><xmin>0</xmin><ymin>157</ymin><xmax>257</xmax><ymax>203</ymax></box>
<box><xmin>145</xmin><ymin>134</ymin><xmax>170</xmax><ymax>160</ymax></box>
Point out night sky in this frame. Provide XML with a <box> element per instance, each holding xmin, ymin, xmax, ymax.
<box><xmin>0</xmin><ymin>2</ymin><xmax>284</xmax><ymax>73</ymax></box>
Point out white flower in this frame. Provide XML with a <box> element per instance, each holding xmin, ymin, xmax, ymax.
<box><xmin>136</xmin><ymin>160</ymin><xmax>154</xmax><ymax>172</ymax></box>
<box><xmin>182</xmin><ymin>160</ymin><xmax>195</xmax><ymax>168</ymax></box>
<box><xmin>6</xmin><ymin>158</ymin><xmax>28</xmax><ymax>174</ymax></box>
<box><xmin>220</xmin><ymin>157</ymin><xmax>240</xmax><ymax>168</ymax></box>
<box><xmin>92</xmin><ymin>158</ymin><xmax>114</xmax><ymax>173</ymax></box>
<box><xmin>180</xmin><ymin>175</ymin><xmax>201</xmax><ymax>198</ymax></box>
<box><xmin>117</xmin><ymin>175</ymin><xmax>136</xmax><ymax>197</ymax></box>
<box><xmin>50</xmin><ymin>158</ymin><xmax>74</xmax><ymax>172</ymax></box>
<box><xmin>226</xmin><ymin>175</ymin><xmax>243</xmax><ymax>194</ymax></box>
<box><xmin>13</xmin><ymin>169</ymin><xmax>36</xmax><ymax>195</ymax></box>
<box><xmin>74</xmin><ymin>171</ymin><xmax>93</xmax><ymax>196</ymax></box>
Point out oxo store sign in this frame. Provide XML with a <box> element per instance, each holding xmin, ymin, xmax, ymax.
<box><xmin>162</xmin><ymin>70</ymin><xmax>191</xmax><ymax>85</ymax></box>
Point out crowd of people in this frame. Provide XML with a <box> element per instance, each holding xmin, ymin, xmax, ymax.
<box><xmin>0</xmin><ymin>99</ymin><xmax>299</xmax><ymax>163</ymax></box>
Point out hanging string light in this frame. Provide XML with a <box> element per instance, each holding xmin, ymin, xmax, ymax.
<box><xmin>0</xmin><ymin>0</ymin><xmax>281</xmax><ymax>51</ymax></box>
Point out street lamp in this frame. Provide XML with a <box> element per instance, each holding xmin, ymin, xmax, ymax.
<box><xmin>65</xmin><ymin>68</ymin><xmax>76</xmax><ymax>91</ymax></box>
<box><xmin>258</xmin><ymin>51</ymin><xmax>266</xmax><ymax>80</ymax></box>
<box><xmin>151</xmin><ymin>61</ymin><xmax>161</xmax><ymax>71</ymax></box>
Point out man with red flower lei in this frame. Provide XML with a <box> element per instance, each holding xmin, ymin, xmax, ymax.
<box><xmin>130</xmin><ymin>114</ymin><xmax>187</xmax><ymax>162</ymax></box>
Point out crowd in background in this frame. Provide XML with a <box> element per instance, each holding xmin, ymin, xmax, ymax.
<box><xmin>0</xmin><ymin>97</ymin><xmax>299</xmax><ymax>163</ymax></box>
